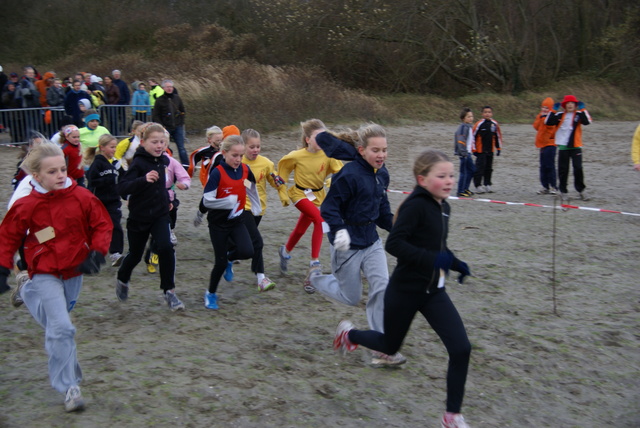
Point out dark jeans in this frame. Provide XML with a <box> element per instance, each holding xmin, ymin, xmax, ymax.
<box><xmin>207</xmin><ymin>216</ymin><xmax>254</xmax><ymax>293</ymax></box>
<box><xmin>349</xmin><ymin>287</ymin><xmax>471</xmax><ymax>413</ymax></box>
<box><xmin>558</xmin><ymin>148</ymin><xmax>585</xmax><ymax>193</ymax></box>
<box><xmin>539</xmin><ymin>145</ymin><xmax>557</xmax><ymax>190</ymax></box>
<box><xmin>473</xmin><ymin>152</ymin><xmax>494</xmax><ymax>187</ymax></box>
<box><xmin>118</xmin><ymin>216</ymin><xmax>175</xmax><ymax>292</ymax></box>
<box><xmin>457</xmin><ymin>155</ymin><xmax>476</xmax><ymax>194</ymax></box>
<box><xmin>168</xmin><ymin>125</ymin><xmax>188</xmax><ymax>166</ymax></box>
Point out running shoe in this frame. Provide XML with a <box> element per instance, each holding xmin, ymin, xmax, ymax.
<box><xmin>115</xmin><ymin>279</ymin><xmax>129</xmax><ymax>302</ymax></box>
<box><xmin>303</xmin><ymin>261</ymin><xmax>321</xmax><ymax>294</ymax></box>
<box><xmin>170</xmin><ymin>230</ymin><xmax>178</xmax><ymax>246</ymax></box>
<box><xmin>164</xmin><ymin>289</ymin><xmax>185</xmax><ymax>311</ymax></box>
<box><xmin>279</xmin><ymin>245</ymin><xmax>291</xmax><ymax>274</ymax></box>
<box><xmin>110</xmin><ymin>252</ymin><xmax>124</xmax><ymax>267</ymax></box>
<box><xmin>485</xmin><ymin>185</ymin><xmax>493</xmax><ymax>193</ymax></box>
<box><xmin>10</xmin><ymin>270</ymin><xmax>29</xmax><ymax>308</ymax></box>
<box><xmin>475</xmin><ymin>186</ymin><xmax>486</xmax><ymax>194</ymax></box>
<box><xmin>333</xmin><ymin>320</ymin><xmax>358</xmax><ymax>355</ymax></box>
<box><xmin>223</xmin><ymin>261</ymin><xmax>234</xmax><ymax>282</ymax></box>
<box><xmin>370</xmin><ymin>351</ymin><xmax>407</xmax><ymax>367</ymax></box>
<box><xmin>204</xmin><ymin>291</ymin><xmax>219</xmax><ymax>310</ymax></box>
<box><xmin>64</xmin><ymin>386</ymin><xmax>85</xmax><ymax>412</ymax></box>
<box><xmin>441</xmin><ymin>412</ymin><xmax>470</xmax><ymax>428</ymax></box>
<box><xmin>258</xmin><ymin>277</ymin><xmax>276</xmax><ymax>292</ymax></box>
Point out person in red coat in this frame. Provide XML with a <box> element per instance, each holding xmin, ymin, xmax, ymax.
<box><xmin>0</xmin><ymin>142</ymin><xmax>112</xmax><ymax>413</ymax></box>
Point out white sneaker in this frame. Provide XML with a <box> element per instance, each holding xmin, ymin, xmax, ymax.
<box><xmin>170</xmin><ymin>230</ymin><xmax>178</xmax><ymax>246</ymax></box>
<box><xmin>258</xmin><ymin>277</ymin><xmax>276</xmax><ymax>292</ymax></box>
<box><xmin>110</xmin><ymin>253</ymin><xmax>124</xmax><ymax>267</ymax></box>
<box><xmin>441</xmin><ymin>412</ymin><xmax>470</xmax><ymax>428</ymax></box>
<box><xmin>64</xmin><ymin>386</ymin><xmax>85</xmax><ymax>412</ymax></box>
<box><xmin>370</xmin><ymin>351</ymin><xmax>407</xmax><ymax>367</ymax></box>
<box><xmin>579</xmin><ymin>191</ymin><xmax>590</xmax><ymax>201</ymax></box>
<box><xmin>485</xmin><ymin>185</ymin><xmax>493</xmax><ymax>193</ymax></box>
<box><xmin>475</xmin><ymin>186</ymin><xmax>485</xmax><ymax>194</ymax></box>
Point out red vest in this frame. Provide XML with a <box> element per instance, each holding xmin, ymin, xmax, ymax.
<box><xmin>215</xmin><ymin>163</ymin><xmax>249</xmax><ymax>211</ymax></box>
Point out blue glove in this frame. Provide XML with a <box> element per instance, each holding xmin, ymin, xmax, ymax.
<box><xmin>454</xmin><ymin>261</ymin><xmax>471</xmax><ymax>284</ymax></box>
<box><xmin>434</xmin><ymin>251</ymin><xmax>454</xmax><ymax>274</ymax></box>
<box><xmin>577</xmin><ymin>101</ymin><xmax>585</xmax><ymax>110</ymax></box>
<box><xmin>496</xmin><ymin>150</ymin><xmax>501</xmax><ymax>156</ymax></box>
<box><xmin>77</xmin><ymin>251</ymin><xmax>105</xmax><ymax>275</ymax></box>
<box><xmin>553</xmin><ymin>102</ymin><xmax>562</xmax><ymax>111</ymax></box>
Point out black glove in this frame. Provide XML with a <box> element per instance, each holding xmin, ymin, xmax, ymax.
<box><xmin>434</xmin><ymin>250</ymin><xmax>454</xmax><ymax>274</ymax></box>
<box><xmin>77</xmin><ymin>251</ymin><xmax>106</xmax><ymax>275</ymax></box>
<box><xmin>0</xmin><ymin>266</ymin><xmax>11</xmax><ymax>294</ymax></box>
<box><xmin>454</xmin><ymin>261</ymin><xmax>471</xmax><ymax>284</ymax></box>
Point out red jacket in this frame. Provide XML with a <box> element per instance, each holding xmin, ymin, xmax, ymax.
<box><xmin>0</xmin><ymin>181</ymin><xmax>112</xmax><ymax>279</ymax></box>
<box><xmin>61</xmin><ymin>140</ymin><xmax>85</xmax><ymax>180</ymax></box>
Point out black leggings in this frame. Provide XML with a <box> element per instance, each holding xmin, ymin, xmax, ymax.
<box><xmin>207</xmin><ymin>217</ymin><xmax>254</xmax><ymax>293</ymax></box>
<box><xmin>349</xmin><ymin>287</ymin><xmax>471</xmax><ymax>413</ymax></box>
<box><xmin>118</xmin><ymin>216</ymin><xmax>175</xmax><ymax>292</ymax></box>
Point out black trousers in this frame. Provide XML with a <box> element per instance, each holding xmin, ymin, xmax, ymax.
<box><xmin>473</xmin><ymin>152</ymin><xmax>494</xmax><ymax>187</ymax></box>
<box><xmin>118</xmin><ymin>216</ymin><xmax>175</xmax><ymax>292</ymax></box>
<box><xmin>350</xmin><ymin>287</ymin><xmax>471</xmax><ymax>413</ymax></box>
<box><xmin>104</xmin><ymin>201</ymin><xmax>124</xmax><ymax>254</ymax></box>
<box><xmin>558</xmin><ymin>148</ymin><xmax>585</xmax><ymax>193</ymax></box>
<box><xmin>207</xmin><ymin>216</ymin><xmax>254</xmax><ymax>293</ymax></box>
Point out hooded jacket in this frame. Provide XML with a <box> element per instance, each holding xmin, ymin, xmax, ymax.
<box><xmin>152</xmin><ymin>92</ymin><xmax>185</xmax><ymax>130</ymax></box>
<box><xmin>35</xmin><ymin>72</ymin><xmax>55</xmax><ymax>106</ymax></box>
<box><xmin>385</xmin><ymin>186</ymin><xmax>463</xmax><ymax>294</ymax></box>
<box><xmin>0</xmin><ymin>179</ymin><xmax>112</xmax><ymax>279</ymax></box>
<box><xmin>117</xmin><ymin>146</ymin><xmax>171</xmax><ymax>223</ymax></box>
<box><xmin>533</xmin><ymin>97</ymin><xmax>557</xmax><ymax>149</ymax></box>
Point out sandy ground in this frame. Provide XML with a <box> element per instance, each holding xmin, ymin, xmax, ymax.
<box><xmin>0</xmin><ymin>121</ymin><xmax>639</xmax><ymax>428</ymax></box>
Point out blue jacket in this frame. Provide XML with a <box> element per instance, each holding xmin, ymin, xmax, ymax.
<box><xmin>321</xmin><ymin>152</ymin><xmax>393</xmax><ymax>249</ymax></box>
<box><xmin>131</xmin><ymin>89</ymin><xmax>151</xmax><ymax>114</ymax></box>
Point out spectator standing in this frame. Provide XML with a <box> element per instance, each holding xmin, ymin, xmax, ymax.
<box><xmin>148</xmin><ymin>78</ymin><xmax>164</xmax><ymax>108</ymax></box>
<box><xmin>111</xmin><ymin>70</ymin><xmax>130</xmax><ymax>135</ymax></box>
<box><xmin>130</xmin><ymin>82</ymin><xmax>151</xmax><ymax>122</ymax></box>
<box><xmin>35</xmin><ymin>71</ymin><xmax>56</xmax><ymax>107</ymax></box>
<box><xmin>152</xmin><ymin>79</ymin><xmax>188</xmax><ymax>166</ymax></box>
<box><xmin>64</xmin><ymin>80</ymin><xmax>91</xmax><ymax>128</ymax></box>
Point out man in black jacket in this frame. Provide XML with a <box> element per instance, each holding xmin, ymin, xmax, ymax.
<box><xmin>152</xmin><ymin>79</ymin><xmax>188</xmax><ymax>167</ymax></box>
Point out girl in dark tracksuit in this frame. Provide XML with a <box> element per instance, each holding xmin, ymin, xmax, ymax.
<box><xmin>200</xmin><ymin>135</ymin><xmax>262</xmax><ymax>310</ymax></box>
<box><xmin>86</xmin><ymin>133</ymin><xmax>124</xmax><ymax>266</ymax></box>
<box><xmin>116</xmin><ymin>123</ymin><xmax>185</xmax><ymax>311</ymax></box>
<box><xmin>333</xmin><ymin>150</ymin><xmax>473</xmax><ymax>428</ymax></box>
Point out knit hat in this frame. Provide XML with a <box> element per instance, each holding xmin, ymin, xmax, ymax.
<box><xmin>78</xmin><ymin>99</ymin><xmax>91</xmax><ymax>110</ymax></box>
<box><xmin>222</xmin><ymin>125</ymin><xmax>240</xmax><ymax>139</ymax></box>
<box><xmin>541</xmin><ymin>97</ymin><xmax>554</xmax><ymax>109</ymax></box>
<box><xmin>83</xmin><ymin>113</ymin><xmax>101</xmax><ymax>124</ymax></box>
<box><xmin>90</xmin><ymin>75</ymin><xmax>101</xmax><ymax>83</ymax></box>
<box><xmin>561</xmin><ymin>95</ymin><xmax>579</xmax><ymax>109</ymax></box>
<box><xmin>10</xmin><ymin>72</ymin><xmax>18</xmax><ymax>78</ymax></box>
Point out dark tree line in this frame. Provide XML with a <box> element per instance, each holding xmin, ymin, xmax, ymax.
<box><xmin>2</xmin><ymin>0</ymin><xmax>638</xmax><ymax>95</ymax></box>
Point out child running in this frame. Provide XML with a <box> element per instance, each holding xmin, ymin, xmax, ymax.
<box><xmin>310</xmin><ymin>124</ymin><xmax>406</xmax><ymax>367</ymax></box>
<box><xmin>187</xmin><ymin>125</ymin><xmax>223</xmax><ymax>187</ymax></box>
<box><xmin>60</xmin><ymin>125</ymin><xmax>86</xmax><ymax>187</ymax></box>
<box><xmin>333</xmin><ymin>149</ymin><xmax>473</xmax><ymax>428</ymax></box>
<box><xmin>233</xmin><ymin>128</ymin><xmax>288</xmax><ymax>292</ymax></box>
<box><xmin>116</xmin><ymin>123</ymin><xmax>186</xmax><ymax>311</ymax></box>
<box><xmin>0</xmin><ymin>142</ymin><xmax>112</xmax><ymax>412</ymax></box>
<box><xmin>277</xmin><ymin>119</ymin><xmax>343</xmax><ymax>291</ymax></box>
<box><xmin>86</xmin><ymin>133</ymin><xmax>125</xmax><ymax>267</ymax></box>
<box><xmin>199</xmin><ymin>135</ymin><xmax>262</xmax><ymax>310</ymax></box>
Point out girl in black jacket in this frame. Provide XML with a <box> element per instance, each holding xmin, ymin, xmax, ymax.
<box><xmin>86</xmin><ymin>134</ymin><xmax>124</xmax><ymax>266</ymax></box>
<box><xmin>333</xmin><ymin>149</ymin><xmax>473</xmax><ymax>428</ymax></box>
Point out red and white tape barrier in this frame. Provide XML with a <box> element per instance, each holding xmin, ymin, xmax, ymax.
<box><xmin>386</xmin><ymin>189</ymin><xmax>640</xmax><ymax>217</ymax></box>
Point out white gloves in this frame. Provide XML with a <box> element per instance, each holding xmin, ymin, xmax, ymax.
<box><xmin>193</xmin><ymin>210</ymin><xmax>204</xmax><ymax>227</ymax></box>
<box><xmin>333</xmin><ymin>229</ymin><xmax>351</xmax><ymax>252</ymax></box>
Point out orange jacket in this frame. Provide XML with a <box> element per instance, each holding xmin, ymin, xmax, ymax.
<box><xmin>533</xmin><ymin>97</ymin><xmax>557</xmax><ymax>148</ymax></box>
<box><xmin>35</xmin><ymin>72</ymin><xmax>55</xmax><ymax>107</ymax></box>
